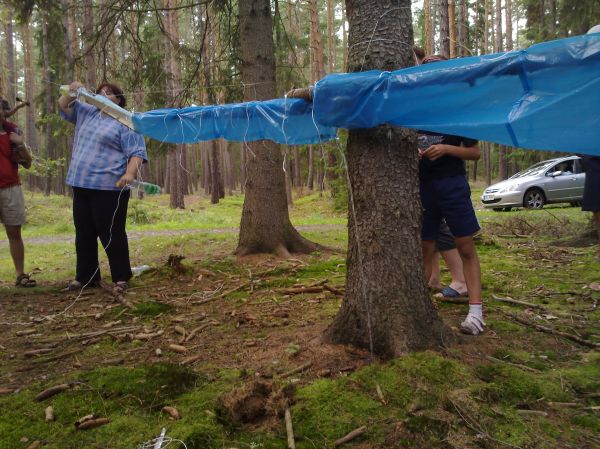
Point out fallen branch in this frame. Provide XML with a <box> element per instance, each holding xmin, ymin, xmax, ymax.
<box><xmin>516</xmin><ymin>409</ymin><xmax>548</xmax><ymax>417</ymax></box>
<box><xmin>333</xmin><ymin>426</ymin><xmax>367</xmax><ymax>447</ymax></box>
<box><xmin>485</xmin><ymin>356</ymin><xmax>542</xmax><ymax>374</ymax></box>
<box><xmin>281</xmin><ymin>362</ymin><xmax>312</xmax><ymax>378</ymax></box>
<box><xmin>507</xmin><ymin>313</ymin><xmax>600</xmax><ymax>349</ymax></box>
<box><xmin>285</xmin><ymin>407</ymin><xmax>296</xmax><ymax>449</ymax></box>
<box><xmin>35</xmin><ymin>383</ymin><xmax>71</xmax><ymax>402</ymax></box>
<box><xmin>492</xmin><ymin>294</ymin><xmax>545</xmax><ymax>310</ymax></box>
<box><xmin>180</xmin><ymin>354</ymin><xmax>202</xmax><ymax>366</ymax></box>
<box><xmin>24</xmin><ymin>348</ymin><xmax>54</xmax><ymax>358</ymax></box>
<box><xmin>76</xmin><ymin>417</ymin><xmax>110</xmax><ymax>430</ymax></box>
<box><xmin>375</xmin><ymin>383</ymin><xmax>387</xmax><ymax>405</ymax></box>
<box><xmin>168</xmin><ymin>344</ymin><xmax>188</xmax><ymax>353</ymax></box>
<box><xmin>184</xmin><ymin>323</ymin><xmax>211</xmax><ymax>342</ymax></box>
<box><xmin>31</xmin><ymin>348</ymin><xmax>85</xmax><ymax>365</ymax></box>
<box><xmin>25</xmin><ymin>441</ymin><xmax>42</xmax><ymax>449</ymax></box>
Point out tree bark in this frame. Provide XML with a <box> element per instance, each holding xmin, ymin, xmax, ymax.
<box><xmin>325</xmin><ymin>0</ymin><xmax>454</xmax><ymax>357</ymax></box>
<box><xmin>4</xmin><ymin>5</ymin><xmax>16</xmax><ymax>104</ymax></box>
<box><xmin>439</xmin><ymin>0</ymin><xmax>450</xmax><ymax>57</ymax></box>
<box><xmin>448</xmin><ymin>0</ymin><xmax>457</xmax><ymax>58</ymax></box>
<box><xmin>21</xmin><ymin>21</ymin><xmax>38</xmax><ymax>156</ymax></box>
<box><xmin>164</xmin><ymin>0</ymin><xmax>185</xmax><ymax>208</ymax></box>
<box><xmin>41</xmin><ymin>15</ymin><xmax>53</xmax><ymax>196</ymax></box>
<box><xmin>83</xmin><ymin>0</ymin><xmax>96</xmax><ymax>88</ymax></box>
<box><xmin>236</xmin><ymin>0</ymin><xmax>320</xmax><ymax>257</ymax></box>
<box><xmin>424</xmin><ymin>0</ymin><xmax>434</xmax><ymax>55</ymax></box>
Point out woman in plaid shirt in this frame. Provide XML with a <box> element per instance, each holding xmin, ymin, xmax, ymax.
<box><xmin>59</xmin><ymin>81</ymin><xmax>147</xmax><ymax>293</ymax></box>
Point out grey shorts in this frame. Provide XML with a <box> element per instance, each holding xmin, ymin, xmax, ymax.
<box><xmin>0</xmin><ymin>185</ymin><xmax>25</xmax><ymax>226</ymax></box>
<box><xmin>435</xmin><ymin>220</ymin><xmax>456</xmax><ymax>252</ymax></box>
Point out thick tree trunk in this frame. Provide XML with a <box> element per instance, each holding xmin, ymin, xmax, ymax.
<box><xmin>326</xmin><ymin>0</ymin><xmax>454</xmax><ymax>357</ymax></box>
<box><xmin>495</xmin><ymin>0</ymin><xmax>503</xmax><ymax>52</ymax></box>
<box><xmin>236</xmin><ymin>0</ymin><xmax>320</xmax><ymax>257</ymax></box>
<box><xmin>306</xmin><ymin>145</ymin><xmax>314</xmax><ymax>190</ymax></box>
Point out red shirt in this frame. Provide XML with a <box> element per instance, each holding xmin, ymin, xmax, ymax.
<box><xmin>0</xmin><ymin>132</ymin><xmax>20</xmax><ymax>188</ymax></box>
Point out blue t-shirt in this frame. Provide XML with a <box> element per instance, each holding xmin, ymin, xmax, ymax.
<box><xmin>418</xmin><ymin>131</ymin><xmax>478</xmax><ymax>182</ymax></box>
<box><xmin>61</xmin><ymin>101</ymin><xmax>147</xmax><ymax>190</ymax></box>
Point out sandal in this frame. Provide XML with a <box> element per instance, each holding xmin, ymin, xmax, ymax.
<box><xmin>441</xmin><ymin>286</ymin><xmax>468</xmax><ymax>298</ymax></box>
<box><xmin>16</xmin><ymin>273</ymin><xmax>36</xmax><ymax>288</ymax></box>
<box><xmin>63</xmin><ymin>279</ymin><xmax>99</xmax><ymax>292</ymax></box>
<box><xmin>113</xmin><ymin>281</ymin><xmax>128</xmax><ymax>294</ymax></box>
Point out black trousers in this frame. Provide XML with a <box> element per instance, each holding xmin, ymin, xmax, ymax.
<box><xmin>72</xmin><ymin>187</ymin><xmax>132</xmax><ymax>284</ymax></box>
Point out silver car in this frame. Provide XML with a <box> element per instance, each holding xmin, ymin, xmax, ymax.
<box><xmin>481</xmin><ymin>156</ymin><xmax>585</xmax><ymax>210</ymax></box>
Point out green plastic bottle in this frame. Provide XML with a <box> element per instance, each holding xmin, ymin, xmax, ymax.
<box><xmin>129</xmin><ymin>180</ymin><xmax>161</xmax><ymax>195</ymax></box>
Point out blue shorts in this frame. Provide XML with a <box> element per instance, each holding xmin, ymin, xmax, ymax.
<box><xmin>582</xmin><ymin>156</ymin><xmax>600</xmax><ymax>212</ymax></box>
<box><xmin>420</xmin><ymin>175</ymin><xmax>480</xmax><ymax>240</ymax></box>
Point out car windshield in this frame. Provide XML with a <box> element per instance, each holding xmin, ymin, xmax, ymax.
<box><xmin>510</xmin><ymin>161</ymin><xmax>555</xmax><ymax>179</ymax></box>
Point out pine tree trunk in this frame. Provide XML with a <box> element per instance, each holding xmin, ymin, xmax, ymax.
<box><xmin>41</xmin><ymin>16</ymin><xmax>53</xmax><ymax>196</ymax></box>
<box><xmin>284</xmin><ymin>146</ymin><xmax>294</xmax><ymax>206</ymax></box>
<box><xmin>306</xmin><ymin>145</ymin><xmax>314</xmax><ymax>190</ymax></box>
<box><xmin>4</xmin><ymin>7</ymin><xmax>16</xmax><ymax>103</ymax></box>
<box><xmin>21</xmin><ymin>22</ymin><xmax>38</xmax><ymax>155</ymax></box>
<box><xmin>505</xmin><ymin>0</ymin><xmax>513</xmax><ymax>51</ymax></box>
<box><xmin>424</xmin><ymin>0</ymin><xmax>434</xmax><ymax>55</ymax></box>
<box><xmin>236</xmin><ymin>0</ymin><xmax>320</xmax><ymax>257</ymax></box>
<box><xmin>327</xmin><ymin>0</ymin><xmax>336</xmax><ymax>72</ymax></box>
<box><xmin>83</xmin><ymin>0</ymin><xmax>96</xmax><ymax>88</ymax></box>
<box><xmin>439</xmin><ymin>0</ymin><xmax>450</xmax><ymax>57</ymax></box>
<box><xmin>495</xmin><ymin>0</ymin><xmax>503</xmax><ymax>52</ymax></box>
<box><xmin>164</xmin><ymin>0</ymin><xmax>184</xmax><ymax>208</ymax></box>
<box><xmin>325</xmin><ymin>0</ymin><xmax>454</xmax><ymax>357</ymax></box>
<box><xmin>457</xmin><ymin>0</ymin><xmax>468</xmax><ymax>57</ymax></box>
<box><xmin>210</xmin><ymin>140</ymin><xmax>221</xmax><ymax>204</ymax></box>
<box><xmin>448</xmin><ymin>0</ymin><xmax>457</xmax><ymax>58</ymax></box>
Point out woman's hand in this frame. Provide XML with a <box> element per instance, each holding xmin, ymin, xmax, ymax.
<box><xmin>116</xmin><ymin>172</ymin><xmax>135</xmax><ymax>188</ymax></box>
<box><xmin>9</xmin><ymin>132</ymin><xmax>24</xmax><ymax>146</ymax></box>
<box><xmin>69</xmin><ymin>81</ymin><xmax>84</xmax><ymax>92</ymax></box>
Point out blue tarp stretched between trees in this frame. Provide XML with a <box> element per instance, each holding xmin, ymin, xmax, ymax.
<box><xmin>130</xmin><ymin>33</ymin><xmax>600</xmax><ymax>155</ymax></box>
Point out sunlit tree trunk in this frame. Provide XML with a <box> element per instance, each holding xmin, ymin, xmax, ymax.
<box><xmin>424</xmin><ymin>0</ymin><xmax>434</xmax><ymax>55</ymax></box>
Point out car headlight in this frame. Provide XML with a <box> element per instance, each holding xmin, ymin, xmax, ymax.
<box><xmin>497</xmin><ymin>184</ymin><xmax>520</xmax><ymax>194</ymax></box>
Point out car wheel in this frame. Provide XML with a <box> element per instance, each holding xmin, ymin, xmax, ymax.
<box><xmin>570</xmin><ymin>201</ymin><xmax>582</xmax><ymax>207</ymax></box>
<box><xmin>523</xmin><ymin>188</ymin><xmax>545</xmax><ymax>209</ymax></box>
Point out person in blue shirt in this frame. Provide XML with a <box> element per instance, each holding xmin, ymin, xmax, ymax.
<box><xmin>58</xmin><ymin>81</ymin><xmax>147</xmax><ymax>293</ymax></box>
<box><xmin>419</xmin><ymin>55</ymin><xmax>485</xmax><ymax>335</ymax></box>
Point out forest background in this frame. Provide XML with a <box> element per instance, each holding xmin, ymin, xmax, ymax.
<box><xmin>2</xmin><ymin>0</ymin><xmax>599</xmax><ymax>206</ymax></box>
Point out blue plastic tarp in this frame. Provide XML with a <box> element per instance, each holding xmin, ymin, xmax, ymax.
<box><xmin>132</xmin><ymin>34</ymin><xmax>600</xmax><ymax>155</ymax></box>
<box><xmin>313</xmin><ymin>33</ymin><xmax>600</xmax><ymax>155</ymax></box>
<box><xmin>132</xmin><ymin>98</ymin><xmax>336</xmax><ymax>145</ymax></box>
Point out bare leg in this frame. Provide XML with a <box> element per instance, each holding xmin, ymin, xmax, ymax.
<box><xmin>428</xmin><ymin>251</ymin><xmax>443</xmax><ymax>290</ymax></box>
<box><xmin>422</xmin><ymin>240</ymin><xmax>437</xmax><ymax>286</ymax></box>
<box><xmin>454</xmin><ymin>235</ymin><xmax>482</xmax><ymax>305</ymax></box>
<box><xmin>440</xmin><ymin>248</ymin><xmax>467</xmax><ymax>294</ymax></box>
<box><xmin>4</xmin><ymin>224</ymin><xmax>24</xmax><ymax>276</ymax></box>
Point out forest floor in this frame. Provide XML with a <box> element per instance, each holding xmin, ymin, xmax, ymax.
<box><xmin>0</xmin><ymin>190</ymin><xmax>599</xmax><ymax>449</ymax></box>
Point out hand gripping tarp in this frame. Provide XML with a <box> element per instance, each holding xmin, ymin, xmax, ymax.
<box><xmin>312</xmin><ymin>33</ymin><xmax>600</xmax><ymax>155</ymax></box>
<box><xmin>112</xmin><ymin>34</ymin><xmax>598</xmax><ymax>155</ymax></box>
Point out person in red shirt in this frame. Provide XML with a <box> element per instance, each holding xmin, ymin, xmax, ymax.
<box><xmin>0</xmin><ymin>101</ymin><xmax>36</xmax><ymax>287</ymax></box>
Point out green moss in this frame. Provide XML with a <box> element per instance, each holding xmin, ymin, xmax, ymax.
<box><xmin>474</xmin><ymin>363</ymin><xmax>570</xmax><ymax>404</ymax></box>
<box><xmin>131</xmin><ymin>300</ymin><xmax>173</xmax><ymax>317</ymax></box>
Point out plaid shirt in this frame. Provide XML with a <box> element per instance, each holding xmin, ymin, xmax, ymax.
<box><xmin>62</xmin><ymin>101</ymin><xmax>147</xmax><ymax>190</ymax></box>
